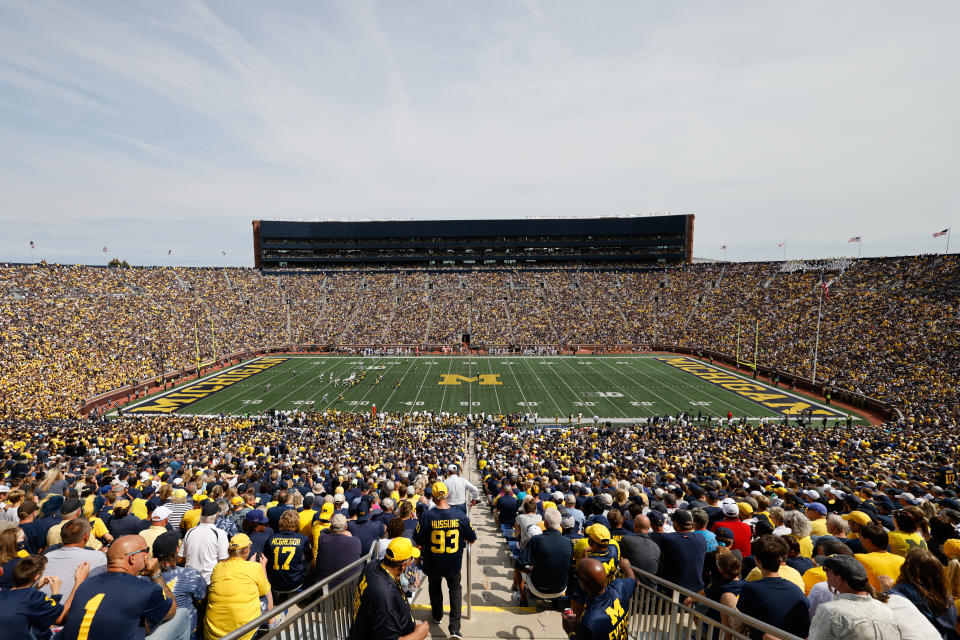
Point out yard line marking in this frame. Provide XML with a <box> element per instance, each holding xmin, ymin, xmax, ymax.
<box><xmin>592</xmin><ymin>357</ymin><xmax>687</xmax><ymax>415</ymax></box>
<box><xmin>176</xmin><ymin>357</ymin><xmax>322</xmax><ymax>415</ymax></box>
<box><xmin>438</xmin><ymin>357</ymin><xmax>457</xmax><ymax>412</ymax></box>
<box><xmin>378</xmin><ymin>358</ymin><xmax>420</xmax><ymax>413</ymax></box>
<box><xmin>311</xmin><ymin>354</ymin><xmax>387</xmax><ymax>412</ymax></box>
<box><xmin>224</xmin><ymin>357</ymin><xmax>338</xmax><ymax>414</ymax></box>
<box><xmin>552</xmin><ymin>357</ymin><xmax>629</xmax><ymax>418</ymax></box>
<box><xmin>519</xmin><ymin>357</ymin><xmax>564</xmax><ymax>420</ymax></box>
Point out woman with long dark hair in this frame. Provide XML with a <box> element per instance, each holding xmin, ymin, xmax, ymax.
<box><xmin>890</xmin><ymin>548</ymin><xmax>960</xmax><ymax>639</ymax></box>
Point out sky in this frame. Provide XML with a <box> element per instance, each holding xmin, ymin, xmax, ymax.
<box><xmin>0</xmin><ymin>1</ymin><xmax>957</xmax><ymax>266</ymax></box>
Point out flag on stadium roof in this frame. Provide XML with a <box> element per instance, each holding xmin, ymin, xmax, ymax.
<box><xmin>933</xmin><ymin>228</ymin><xmax>950</xmax><ymax>237</ymax></box>
<box><xmin>848</xmin><ymin>236</ymin><xmax>861</xmax><ymax>243</ymax></box>
<box><xmin>29</xmin><ymin>240</ymin><xmax>35</xmax><ymax>248</ymax></box>
<box><xmin>102</xmin><ymin>246</ymin><xmax>107</xmax><ymax>253</ymax></box>
<box><xmin>777</xmin><ymin>242</ymin><xmax>785</xmax><ymax>248</ymax></box>
<box><xmin>221</xmin><ymin>251</ymin><xmax>226</xmax><ymax>256</ymax></box>
<box><xmin>168</xmin><ymin>249</ymin><xmax>172</xmax><ymax>255</ymax></box>
<box><xmin>820</xmin><ymin>280</ymin><xmax>830</xmax><ymax>299</ymax></box>
<box><xmin>721</xmin><ymin>244</ymin><xmax>727</xmax><ymax>250</ymax></box>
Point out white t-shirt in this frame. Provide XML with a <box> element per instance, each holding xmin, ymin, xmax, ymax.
<box><xmin>885</xmin><ymin>593</ymin><xmax>939</xmax><ymax>640</ymax></box>
<box><xmin>179</xmin><ymin>522</ymin><xmax>228</xmax><ymax>582</ymax></box>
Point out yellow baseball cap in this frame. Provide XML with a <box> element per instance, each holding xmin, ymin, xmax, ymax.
<box><xmin>115</xmin><ymin>499</ymin><xmax>130</xmax><ymax>509</ymax></box>
<box><xmin>319</xmin><ymin>502</ymin><xmax>335</xmax><ymax>520</ymax></box>
<box><xmin>230</xmin><ymin>496</ymin><xmax>244</xmax><ymax>506</ymax></box>
<box><xmin>432</xmin><ymin>481</ymin><xmax>449</xmax><ymax>498</ymax></box>
<box><xmin>841</xmin><ymin>511</ymin><xmax>872</xmax><ymax>526</ymax></box>
<box><xmin>943</xmin><ymin>539</ymin><xmax>960</xmax><ymax>559</ymax></box>
<box><xmin>586</xmin><ymin>524</ymin><xmax>611</xmax><ymax>545</ymax></box>
<box><xmin>173</xmin><ymin>489</ymin><xmax>188</xmax><ymax>499</ymax></box>
<box><xmin>229</xmin><ymin>533</ymin><xmax>252</xmax><ymax>550</ymax></box>
<box><xmin>738</xmin><ymin>502</ymin><xmax>754</xmax><ymax>515</ymax></box>
<box><xmin>385</xmin><ymin>537</ymin><xmax>421</xmax><ymax>561</ymax></box>
<box><xmin>193</xmin><ymin>494</ymin><xmax>208</xmax><ymax>503</ymax></box>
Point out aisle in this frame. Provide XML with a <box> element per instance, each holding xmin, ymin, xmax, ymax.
<box><xmin>409</xmin><ymin>433</ymin><xmax>568</xmax><ymax>639</ymax></box>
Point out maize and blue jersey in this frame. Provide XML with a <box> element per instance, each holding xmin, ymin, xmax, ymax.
<box><xmin>568</xmin><ymin>542</ymin><xmax>621</xmax><ymax>605</ymax></box>
<box><xmin>264</xmin><ymin>531</ymin><xmax>310</xmax><ymax>592</ymax></box>
<box><xmin>573</xmin><ymin>577</ymin><xmax>636</xmax><ymax>640</ymax></box>
<box><xmin>413</xmin><ymin>507</ymin><xmax>477</xmax><ymax>577</ymax></box>
<box><xmin>60</xmin><ymin>572</ymin><xmax>173</xmax><ymax>640</ymax></box>
<box><xmin>0</xmin><ymin>587</ymin><xmax>63</xmax><ymax>640</ymax></box>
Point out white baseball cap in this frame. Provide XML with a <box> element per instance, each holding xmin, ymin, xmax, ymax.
<box><xmin>151</xmin><ymin>506</ymin><xmax>172</xmax><ymax>521</ymax></box>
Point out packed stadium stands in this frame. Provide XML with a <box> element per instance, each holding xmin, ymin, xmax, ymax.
<box><xmin>1</xmin><ymin>254</ymin><xmax>957</xmax><ymax>423</ymax></box>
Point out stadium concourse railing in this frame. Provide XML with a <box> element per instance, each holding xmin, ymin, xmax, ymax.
<box><xmin>82</xmin><ymin>341</ymin><xmax>895</xmax><ymax>420</ymax></box>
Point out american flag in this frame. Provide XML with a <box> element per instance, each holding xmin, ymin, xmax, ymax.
<box><xmin>777</xmin><ymin>242</ymin><xmax>785</xmax><ymax>248</ymax></box>
<box><xmin>29</xmin><ymin>241</ymin><xmax>35</xmax><ymax>249</ymax></box>
<box><xmin>820</xmin><ymin>281</ymin><xmax>830</xmax><ymax>299</ymax></box>
<box><xmin>721</xmin><ymin>244</ymin><xmax>727</xmax><ymax>250</ymax></box>
<box><xmin>933</xmin><ymin>228</ymin><xmax>950</xmax><ymax>238</ymax></box>
<box><xmin>168</xmin><ymin>249</ymin><xmax>172</xmax><ymax>255</ymax></box>
<box><xmin>221</xmin><ymin>251</ymin><xmax>226</xmax><ymax>256</ymax></box>
<box><xmin>102</xmin><ymin>246</ymin><xmax>108</xmax><ymax>253</ymax></box>
<box><xmin>848</xmin><ymin>236</ymin><xmax>861</xmax><ymax>243</ymax></box>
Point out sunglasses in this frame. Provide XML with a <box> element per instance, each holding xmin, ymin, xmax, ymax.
<box><xmin>125</xmin><ymin>547</ymin><xmax>149</xmax><ymax>557</ymax></box>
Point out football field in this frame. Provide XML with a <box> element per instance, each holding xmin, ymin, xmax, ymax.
<box><xmin>120</xmin><ymin>355</ymin><xmax>862</xmax><ymax>423</ymax></box>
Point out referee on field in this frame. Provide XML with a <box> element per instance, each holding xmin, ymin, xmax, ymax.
<box><xmin>414</xmin><ymin>481</ymin><xmax>476</xmax><ymax>639</ymax></box>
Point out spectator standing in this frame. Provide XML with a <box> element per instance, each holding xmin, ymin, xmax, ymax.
<box><xmin>348</xmin><ymin>501</ymin><xmax>386</xmax><ymax>556</ymax></box>
<box><xmin>314</xmin><ymin>513</ymin><xmax>362</xmax><ymax>586</ymax></box>
<box><xmin>180</xmin><ymin>501</ymin><xmax>229</xmax><ymax>582</ymax></box>
<box><xmin>736</xmin><ymin>535</ymin><xmax>810</xmax><ymax>640</ymax></box>
<box><xmin>263</xmin><ymin>509</ymin><xmax>310</xmax><ymax>603</ymax></box>
<box><xmin>808</xmin><ymin>554</ymin><xmax>899</xmax><ymax>639</ymax></box>
<box><xmin>346</xmin><ymin>537</ymin><xmax>428</xmax><ymax>640</ymax></box>
<box><xmin>204</xmin><ymin>533</ymin><xmax>273</xmax><ymax>640</ymax></box>
<box><xmin>414</xmin><ymin>481</ymin><xmax>476</xmax><ymax>639</ymax></box>
<box><xmin>443</xmin><ymin>464</ymin><xmax>478</xmax><ymax>513</ymax></box>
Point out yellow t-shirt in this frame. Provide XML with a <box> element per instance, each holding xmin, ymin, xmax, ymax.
<box><xmin>855</xmin><ymin>552</ymin><xmax>905</xmax><ymax>592</ymax></box>
<box><xmin>798</xmin><ymin>536</ymin><xmax>814</xmax><ymax>558</ymax></box>
<box><xmin>745</xmin><ymin>565</ymin><xmax>805</xmax><ymax>593</ymax></box>
<box><xmin>204</xmin><ymin>557</ymin><xmax>271</xmax><ymax>640</ymax></box>
<box><xmin>801</xmin><ymin>566</ymin><xmax>826</xmax><ymax>595</ymax></box>
<box><xmin>140</xmin><ymin>525</ymin><xmax>169</xmax><ymax>553</ymax></box>
<box><xmin>887</xmin><ymin>531</ymin><xmax>926</xmax><ymax>558</ymax></box>
<box><xmin>298</xmin><ymin>509</ymin><xmax>317</xmax><ymax>536</ymax></box>
<box><xmin>311</xmin><ymin>522</ymin><xmax>332</xmax><ymax>558</ymax></box>
<box><xmin>809</xmin><ymin>518</ymin><xmax>828</xmax><ymax>537</ymax></box>
<box><xmin>180</xmin><ymin>508</ymin><xmax>201</xmax><ymax>531</ymax></box>
<box><xmin>131</xmin><ymin>498</ymin><xmax>149</xmax><ymax>521</ymax></box>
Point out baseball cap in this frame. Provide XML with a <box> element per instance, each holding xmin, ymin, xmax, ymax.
<box><xmin>822</xmin><ymin>554</ymin><xmax>869</xmax><ymax>589</ymax></box>
<box><xmin>0</xmin><ymin>484</ymin><xmax>10</xmax><ymax>493</ymax></box>
<box><xmin>151</xmin><ymin>506</ymin><xmax>172</xmax><ymax>521</ymax></box>
<box><xmin>841</xmin><ymin>511</ymin><xmax>872</xmax><ymax>526</ymax></box>
<box><xmin>647</xmin><ymin>510</ymin><xmax>665</xmax><ymax>524</ymax></box>
<box><xmin>317</xmin><ymin>502</ymin><xmax>335</xmax><ymax>521</ymax></box>
<box><xmin>805</xmin><ymin>502</ymin><xmax>828</xmax><ymax>515</ymax></box>
<box><xmin>738</xmin><ymin>502</ymin><xmax>754</xmax><ymax>515</ymax></box>
<box><xmin>115</xmin><ymin>499</ymin><xmax>130</xmax><ymax>510</ymax></box>
<box><xmin>586</xmin><ymin>523</ymin><xmax>611</xmax><ymax>545</ymax></box>
<box><xmin>173</xmin><ymin>488</ymin><xmax>188</xmax><ymax>499</ymax></box>
<box><xmin>720</xmin><ymin>498</ymin><xmax>739</xmax><ymax>517</ymax></box>
<box><xmin>230</xmin><ymin>496</ymin><xmax>244</xmax><ymax>506</ymax></box>
<box><xmin>61</xmin><ymin>498</ymin><xmax>83</xmax><ymax>515</ymax></box>
<box><xmin>385</xmin><ymin>537</ymin><xmax>420</xmax><ymax>561</ymax></box>
<box><xmin>715</xmin><ymin>526</ymin><xmax>734</xmax><ymax>541</ymax></box>
<box><xmin>193</xmin><ymin>494</ymin><xmax>208</xmax><ymax>503</ymax></box>
<box><xmin>355</xmin><ymin>501</ymin><xmax>370</xmax><ymax>521</ymax></box>
<box><xmin>152</xmin><ymin>531</ymin><xmax>180</xmax><ymax>558</ymax></box>
<box><xmin>229</xmin><ymin>533</ymin><xmax>252</xmax><ymax>550</ymax></box>
<box><xmin>942</xmin><ymin>539</ymin><xmax>960</xmax><ymax>559</ymax></box>
<box><xmin>201</xmin><ymin>501</ymin><xmax>219</xmax><ymax>517</ymax></box>
<box><xmin>333</xmin><ymin>494</ymin><xmax>345</xmax><ymax>503</ymax></box>
<box><xmin>432</xmin><ymin>481</ymin><xmax>449</xmax><ymax>498</ymax></box>
<box><xmin>245</xmin><ymin>509</ymin><xmax>268</xmax><ymax>524</ymax></box>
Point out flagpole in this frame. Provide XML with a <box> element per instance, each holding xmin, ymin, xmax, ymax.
<box><xmin>812</xmin><ymin>274</ymin><xmax>824</xmax><ymax>385</ymax></box>
<box><xmin>948</xmin><ymin>229</ymin><xmax>952</xmax><ymax>255</ymax></box>
<box><xmin>782</xmin><ymin>242</ymin><xmax>786</xmax><ymax>261</ymax></box>
<box><xmin>858</xmin><ymin>240</ymin><xmax>862</xmax><ymax>259</ymax></box>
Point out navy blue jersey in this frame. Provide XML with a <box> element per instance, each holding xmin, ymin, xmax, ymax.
<box><xmin>413</xmin><ymin>507</ymin><xmax>477</xmax><ymax>577</ymax></box>
<box><xmin>264</xmin><ymin>531</ymin><xmax>310</xmax><ymax>592</ymax></box>
<box><xmin>574</xmin><ymin>577</ymin><xmax>636</xmax><ymax>640</ymax></box>
<box><xmin>60</xmin><ymin>572</ymin><xmax>173</xmax><ymax>640</ymax></box>
<box><xmin>0</xmin><ymin>587</ymin><xmax>63</xmax><ymax>640</ymax></box>
<box><xmin>347</xmin><ymin>562</ymin><xmax>415</xmax><ymax>640</ymax></box>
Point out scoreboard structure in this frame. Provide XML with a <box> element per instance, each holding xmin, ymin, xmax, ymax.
<box><xmin>252</xmin><ymin>214</ymin><xmax>694</xmax><ymax>269</ymax></box>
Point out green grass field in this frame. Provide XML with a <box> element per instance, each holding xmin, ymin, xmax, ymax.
<box><xmin>120</xmin><ymin>355</ymin><xmax>862</xmax><ymax>423</ymax></box>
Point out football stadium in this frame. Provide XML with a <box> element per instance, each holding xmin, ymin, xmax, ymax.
<box><xmin>2</xmin><ymin>4</ymin><xmax>959</xmax><ymax>640</ymax></box>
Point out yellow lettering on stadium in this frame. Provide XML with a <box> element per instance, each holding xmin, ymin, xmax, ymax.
<box><xmin>657</xmin><ymin>356</ymin><xmax>845</xmax><ymax>419</ymax></box>
<box><xmin>128</xmin><ymin>357</ymin><xmax>290</xmax><ymax>414</ymax></box>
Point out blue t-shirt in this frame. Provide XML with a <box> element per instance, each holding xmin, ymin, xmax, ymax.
<box><xmin>161</xmin><ymin>565</ymin><xmax>207</xmax><ymax>639</ymax></box>
<box><xmin>60</xmin><ymin>572</ymin><xmax>173</xmax><ymax>640</ymax></box>
<box><xmin>0</xmin><ymin>587</ymin><xmax>63</xmax><ymax>640</ymax></box>
<box><xmin>413</xmin><ymin>507</ymin><xmax>477</xmax><ymax>577</ymax></box>
<box><xmin>655</xmin><ymin>531</ymin><xmax>708</xmax><ymax>592</ymax></box>
<box><xmin>264</xmin><ymin>531</ymin><xmax>310</xmax><ymax>592</ymax></box>
<box><xmin>575</xmin><ymin>577</ymin><xmax>636</xmax><ymax>640</ymax></box>
<box><xmin>694</xmin><ymin>529</ymin><xmax>718</xmax><ymax>552</ymax></box>
<box><xmin>736</xmin><ymin>576</ymin><xmax>810</xmax><ymax>640</ymax></box>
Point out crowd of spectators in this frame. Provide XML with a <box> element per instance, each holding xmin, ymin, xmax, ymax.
<box><xmin>478</xmin><ymin>419</ymin><xmax>960</xmax><ymax>639</ymax></box>
<box><xmin>1</xmin><ymin>253</ymin><xmax>957</xmax><ymax>422</ymax></box>
<box><xmin>0</xmin><ymin>410</ymin><xmax>471</xmax><ymax>639</ymax></box>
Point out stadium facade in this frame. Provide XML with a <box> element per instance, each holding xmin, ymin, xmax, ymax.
<box><xmin>252</xmin><ymin>215</ymin><xmax>694</xmax><ymax>268</ymax></box>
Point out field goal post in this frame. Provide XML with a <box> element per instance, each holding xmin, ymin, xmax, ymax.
<box><xmin>735</xmin><ymin>318</ymin><xmax>759</xmax><ymax>370</ymax></box>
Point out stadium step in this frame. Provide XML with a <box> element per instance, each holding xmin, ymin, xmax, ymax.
<box><xmin>408</xmin><ymin>434</ymin><xmax>567</xmax><ymax>639</ymax></box>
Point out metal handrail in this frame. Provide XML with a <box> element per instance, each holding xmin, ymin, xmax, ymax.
<box><xmin>627</xmin><ymin>565</ymin><xmax>805</xmax><ymax>640</ymax></box>
<box><xmin>220</xmin><ymin>546</ymin><xmax>374</xmax><ymax>640</ymax></box>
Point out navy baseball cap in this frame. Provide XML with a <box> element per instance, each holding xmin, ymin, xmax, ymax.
<box><xmin>245</xmin><ymin>509</ymin><xmax>268</xmax><ymax>524</ymax></box>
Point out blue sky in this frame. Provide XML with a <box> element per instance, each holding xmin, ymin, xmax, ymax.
<box><xmin>0</xmin><ymin>1</ymin><xmax>957</xmax><ymax>266</ymax></box>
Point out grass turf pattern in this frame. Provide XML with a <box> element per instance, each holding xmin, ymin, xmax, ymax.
<box><xmin>122</xmin><ymin>355</ymin><xmax>861</xmax><ymax>424</ymax></box>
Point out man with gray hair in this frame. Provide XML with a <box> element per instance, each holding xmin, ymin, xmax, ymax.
<box><xmin>314</xmin><ymin>513</ymin><xmax>362</xmax><ymax>587</ymax></box>
<box><xmin>373</xmin><ymin>497</ymin><xmax>397</xmax><ymax>526</ymax></box>
<box><xmin>564</xmin><ymin>493</ymin><xmax>585</xmax><ymax>532</ymax></box>
<box><xmin>514</xmin><ymin>507</ymin><xmax>573</xmax><ymax>605</ymax></box>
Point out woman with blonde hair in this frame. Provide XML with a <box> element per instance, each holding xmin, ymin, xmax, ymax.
<box><xmin>35</xmin><ymin>468</ymin><xmax>66</xmax><ymax>500</ymax></box>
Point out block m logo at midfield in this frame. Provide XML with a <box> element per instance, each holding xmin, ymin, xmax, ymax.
<box><xmin>437</xmin><ymin>374</ymin><xmax>503</xmax><ymax>386</ymax></box>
